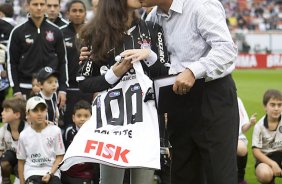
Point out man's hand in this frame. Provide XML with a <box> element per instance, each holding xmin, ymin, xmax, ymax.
<box><xmin>173</xmin><ymin>68</ymin><xmax>196</xmax><ymax>95</ymax></box>
<box><xmin>58</xmin><ymin>92</ymin><xmax>66</xmax><ymax>109</ymax></box>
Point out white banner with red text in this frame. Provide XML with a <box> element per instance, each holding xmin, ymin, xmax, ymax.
<box><xmin>236</xmin><ymin>53</ymin><xmax>282</xmax><ymax>69</ymax></box>
<box><xmin>59</xmin><ymin>62</ymin><xmax>160</xmax><ymax>171</ymax></box>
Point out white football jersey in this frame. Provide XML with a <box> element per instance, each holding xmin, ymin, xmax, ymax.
<box><xmin>252</xmin><ymin>114</ymin><xmax>282</xmax><ymax>155</ymax></box>
<box><xmin>17</xmin><ymin>124</ymin><xmax>65</xmax><ymax>180</ymax></box>
<box><xmin>0</xmin><ymin>122</ymin><xmax>28</xmax><ymax>152</ymax></box>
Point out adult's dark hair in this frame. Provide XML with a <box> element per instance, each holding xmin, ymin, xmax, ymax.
<box><xmin>0</xmin><ymin>3</ymin><xmax>14</xmax><ymax>18</ymax></box>
<box><xmin>66</xmin><ymin>0</ymin><xmax>86</xmax><ymax>12</ymax></box>
<box><xmin>263</xmin><ymin>89</ymin><xmax>282</xmax><ymax>106</ymax></box>
<box><xmin>73</xmin><ymin>100</ymin><xmax>92</xmax><ymax>115</ymax></box>
<box><xmin>79</xmin><ymin>0</ymin><xmax>135</xmax><ymax>62</ymax></box>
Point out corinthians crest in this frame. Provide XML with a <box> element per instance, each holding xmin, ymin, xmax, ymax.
<box><xmin>46</xmin><ymin>31</ymin><xmax>54</xmax><ymax>42</ymax></box>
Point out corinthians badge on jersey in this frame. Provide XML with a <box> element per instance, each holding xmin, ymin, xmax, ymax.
<box><xmin>46</xmin><ymin>31</ymin><xmax>54</xmax><ymax>42</ymax></box>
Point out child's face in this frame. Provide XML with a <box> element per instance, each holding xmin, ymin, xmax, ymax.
<box><xmin>40</xmin><ymin>76</ymin><xmax>58</xmax><ymax>95</ymax></box>
<box><xmin>265</xmin><ymin>98</ymin><xmax>282</xmax><ymax>120</ymax></box>
<box><xmin>32</xmin><ymin>79</ymin><xmax>41</xmax><ymax>94</ymax></box>
<box><xmin>1</xmin><ymin>108</ymin><xmax>19</xmax><ymax>123</ymax></box>
<box><xmin>28</xmin><ymin>105</ymin><xmax>47</xmax><ymax>125</ymax></box>
<box><xmin>72</xmin><ymin>109</ymin><xmax>91</xmax><ymax>128</ymax></box>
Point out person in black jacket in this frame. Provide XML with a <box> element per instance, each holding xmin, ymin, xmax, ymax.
<box><xmin>46</xmin><ymin>0</ymin><xmax>68</xmax><ymax>27</ymax></box>
<box><xmin>7</xmin><ymin>0</ymin><xmax>68</xmax><ymax>109</ymax></box>
<box><xmin>77</xmin><ymin>0</ymin><xmax>170</xmax><ymax>183</ymax></box>
<box><xmin>0</xmin><ymin>3</ymin><xmax>15</xmax><ymax>122</ymax></box>
<box><xmin>60</xmin><ymin>0</ymin><xmax>92</xmax><ymax>129</ymax></box>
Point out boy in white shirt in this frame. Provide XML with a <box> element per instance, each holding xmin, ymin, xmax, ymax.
<box><xmin>252</xmin><ymin>89</ymin><xmax>282</xmax><ymax>184</ymax></box>
<box><xmin>0</xmin><ymin>97</ymin><xmax>27</xmax><ymax>184</ymax></box>
<box><xmin>17</xmin><ymin>96</ymin><xmax>65</xmax><ymax>184</ymax></box>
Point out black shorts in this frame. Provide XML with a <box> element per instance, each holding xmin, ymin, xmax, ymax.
<box><xmin>1</xmin><ymin>150</ymin><xmax>18</xmax><ymax>176</ymax></box>
<box><xmin>255</xmin><ymin>151</ymin><xmax>282</xmax><ymax>168</ymax></box>
<box><xmin>26</xmin><ymin>175</ymin><xmax>61</xmax><ymax>184</ymax></box>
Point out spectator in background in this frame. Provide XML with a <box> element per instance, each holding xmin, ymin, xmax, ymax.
<box><xmin>0</xmin><ymin>2</ymin><xmax>14</xmax><ymax>122</ymax></box>
<box><xmin>60</xmin><ymin>0</ymin><xmax>92</xmax><ymax>128</ymax></box>
<box><xmin>86</xmin><ymin>0</ymin><xmax>98</xmax><ymax>20</ymax></box>
<box><xmin>36</xmin><ymin>67</ymin><xmax>60</xmax><ymax>125</ymax></box>
<box><xmin>252</xmin><ymin>89</ymin><xmax>282</xmax><ymax>184</ymax></box>
<box><xmin>7</xmin><ymin>0</ymin><xmax>68</xmax><ymax>109</ymax></box>
<box><xmin>46</xmin><ymin>0</ymin><xmax>68</xmax><ymax>27</ymax></box>
<box><xmin>0</xmin><ymin>3</ymin><xmax>16</xmax><ymax>27</ymax></box>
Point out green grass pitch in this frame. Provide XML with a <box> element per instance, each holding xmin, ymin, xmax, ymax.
<box><xmin>233</xmin><ymin>69</ymin><xmax>282</xmax><ymax>183</ymax></box>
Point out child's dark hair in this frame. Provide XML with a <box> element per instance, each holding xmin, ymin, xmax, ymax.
<box><xmin>73</xmin><ymin>100</ymin><xmax>92</xmax><ymax>115</ymax></box>
<box><xmin>2</xmin><ymin>97</ymin><xmax>26</xmax><ymax>121</ymax></box>
<box><xmin>263</xmin><ymin>89</ymin><xmax>282</xmax><ymax>106</ymax></box>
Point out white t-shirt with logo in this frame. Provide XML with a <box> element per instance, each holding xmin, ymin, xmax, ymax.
<box><xmin>252</xmin><ymin>114</ymin><xmax>282</xmax><ymax>155</ymax></box>
<box><xmin>0</xmin><ymin>122</ymin><xmax>29</xmax><ymax>152</ymax></box>
<box><xmin>17</xmin><ymin>124</ymin><xmax>65</xmax><ymax>180</ymax></box>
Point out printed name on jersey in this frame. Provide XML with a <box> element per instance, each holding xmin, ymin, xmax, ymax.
<box><xmin>157</xmin><ymin>32</ymin><xmax>165</xmax><ymax>63</ymax></box>
<box><xmin>121</xmin><ymin>68</ymin><xmax>136</xmax><ymax>82</ymax></box>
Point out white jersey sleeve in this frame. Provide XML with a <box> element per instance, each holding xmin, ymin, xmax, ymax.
<box><xmin>252</xmin><ymin>119</ymin><xmax>262</xmax><ymax>149</ymax></box>
<box><xmin>17</xmin><ymin>132</ymin><xmax>27</xmax><ymax>160</ymax></box>
<box><xmin>238</xmin><ymin>97</ymin><xmax>249</xmax><ymax>135</ymax></box>
<box><xmin>0</xmin><ymin>126</ymin><xmax>5</xmax><ymax>151</ymax></box>
<box><xmin>54</xmin><ymin>126</ymin><xmax>65</xmax><ymax>155</ymax></box>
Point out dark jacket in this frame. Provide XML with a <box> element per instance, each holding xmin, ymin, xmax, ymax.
<box><xmin>53</xmin><ymin>15</ymin><xmax>68</xmax><ymax>28</ymax></box>
<box><xmin>60</xmin><ymin>22</ymin><xmax>80</xmax><ymax>88</ymax></box>
<box><xmin>7</xmin><ymin>17</ymin><xmax>68</xmax><ymax>93</ymax></box>
<box><xmin>63</xmin><ymin>125</ymin><xmax>97</xmax><ymax>179</ymax></box>
<box><xmin>77</xmin><ymin>19</ymin><xmax>170</xmax><ymax>93</ymax></box>
<box><xmin>0</xmin><ymin>19</ymin><xmax>14</xmax><ymax>45</ymax></box>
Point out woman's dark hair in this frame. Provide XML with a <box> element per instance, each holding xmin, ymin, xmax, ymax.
<box><xmin>79</xmin><ymin>0</ymin><xmax>134</xmax><ymax>62</ymax></box>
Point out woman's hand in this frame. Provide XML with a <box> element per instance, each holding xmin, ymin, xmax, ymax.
<box><xmin>120</xmin><ymin>49</ymin><xmax>150</xmax><ymax>63</ymax></box>
<box><xmin>79</xmin><ymin>47</ymin><xmax>91</xmax><ymax>64</ymax></box>
<box><xmin>112</xmin><ymin>58</ymin><xmax>133</xmax><ymax>77</ymax></box>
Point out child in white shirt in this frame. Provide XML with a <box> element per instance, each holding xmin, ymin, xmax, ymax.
<box><xmin>17</xmin><ymin>96</ymin><xmax>65</xmax><ymax>184</ymax></box>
